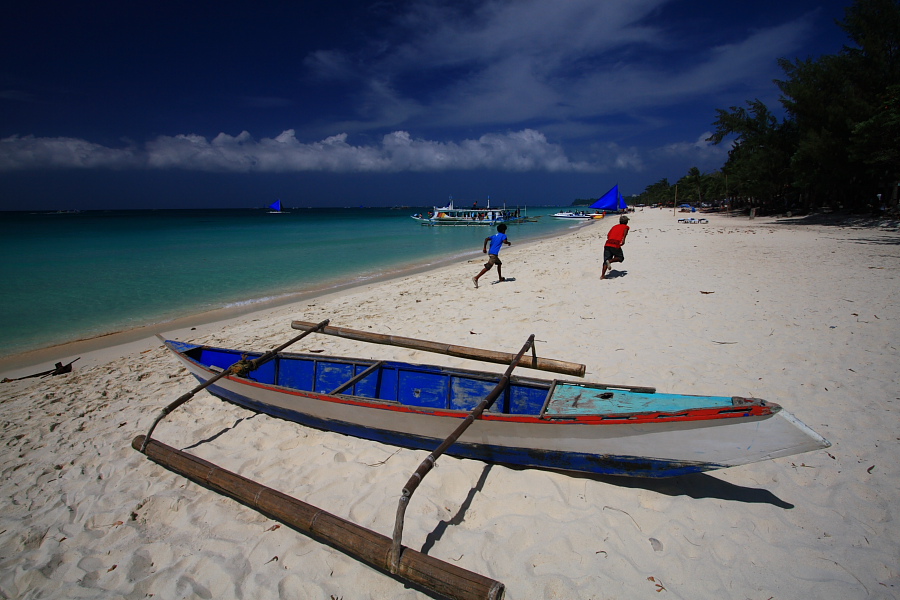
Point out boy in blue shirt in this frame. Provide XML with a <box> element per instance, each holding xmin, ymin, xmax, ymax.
<box><xmin>473</xmin><ymin>224</ymin><xmax>511</xmax><ymax>288</ymax></box>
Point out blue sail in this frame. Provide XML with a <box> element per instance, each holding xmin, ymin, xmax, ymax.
<box><xmin>589</xmin><ymin>185</ymin><xmax>627</xmax><ymax>211</ymax></box>
<box><xmin>268</xmin><ymin>200</ymin><xmax>282</xmax><ymax>212</ymax></box>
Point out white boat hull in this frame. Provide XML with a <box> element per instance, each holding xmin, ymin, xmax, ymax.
<box><xmin>168</xmin><ymin>345</ymin><xmax>830</xmax><ymax>477</ymax></box>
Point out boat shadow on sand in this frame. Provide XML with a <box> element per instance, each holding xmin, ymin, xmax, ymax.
<box><xmin>422</xmin><ymin>464</ymin><xmax>495</xmax><ymax>555</ymax></box>
<box><xmin>512</xmin><ymin>464</ymin><xmax>795</xmax><ymax>509</ymax></box>
<box><xmin>421</xmin><ymin>462</ymin><xmax>793</xmax><ymax>564</ymax></box>
<box><xmin>184</xmin><ymin>418</ymin><xmax>793</xmax><ymax>519</ymax></box>
<box><xmin>181</xmin><ymin>413</ymin><xmax>263</xmax><ymax>451</ymax></box>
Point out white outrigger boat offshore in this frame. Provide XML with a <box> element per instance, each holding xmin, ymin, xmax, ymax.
<box><xmin>551</xmin><ymin>209</ymin><xmax>605</xmax><ymax>219</ymax></box>
<box><xmin>412</xmin><ymin>197</ymin><xmax>527</xmax><ymax>226</ymax></box>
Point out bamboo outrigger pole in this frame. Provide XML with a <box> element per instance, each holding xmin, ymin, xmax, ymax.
<box><xmin>132</xmin><ymin>436</ymin><xmax>504</xmax><ymax>600</ymax></box>
<box><xmin>389</xmin><ymin>334</ymin><xmax>536</xmax><ymax>575</ymax></box>
<box><xmin>291</xmin><ymin>320</ymin><xmax>585</xmax><ymax>377</ymax></box>
<box><xmin>140</xmin><ymin>319</ymin><xmax>330</xmax><ymax>451</ymax></box>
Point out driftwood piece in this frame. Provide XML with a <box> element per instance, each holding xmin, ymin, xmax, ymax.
<box><xmin>132</xmin><ymin>435</ymin><xmax>505</xmax><ymax>600</ymax></box>
<box><xmin>2</xmin><ymin>358</ymin><xmax>80</xmax><ymax>383</ymax></box>
<box><xmin>291</xmin><ymin>320</ymin><xmax>585</xmax><ymax>378</ymax></box>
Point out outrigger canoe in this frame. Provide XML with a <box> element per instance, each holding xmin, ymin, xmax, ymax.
<box><xmin>137</xmin><ymin>321</ymin><xmax>831</xmax><ymax>599</ymax></box>
<box><xmin>159</xmin><ymin>325</ymin><xmax>829</xmax><ymax>479</ymax></box>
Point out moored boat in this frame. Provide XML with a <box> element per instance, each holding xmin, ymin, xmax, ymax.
<box><xmin>412</xmin><ymin>198</ymin><xmax>526</xmax><ymax>226</ymax></box>
<box><xmin>553</xmin><ymin>184</ymin><xmax>629</xmax><ymax>219</ymax></box>
<box><xmin>551</xmin><ymin>210</ymin><xmax>603</xmax><ymax>219</ymax></box>
<box><xmin>159</xmin><ymin>324</ymin><xmax>830</xmax><ymax>479</ymax></box>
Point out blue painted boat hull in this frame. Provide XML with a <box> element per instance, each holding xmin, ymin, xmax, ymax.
<box><xmin>163</xmin><ymin>341</ymin><xmax>830</xmax><ymax>478</ymax></box>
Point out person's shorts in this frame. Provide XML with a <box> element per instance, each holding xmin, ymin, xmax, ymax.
<box><xmin>603</xmin><ymin>246</ymin><xmax>624</xmax><ymax>262</ymax></box>
<box><xmin>484</xmin><ymin>254</ymin><xmax>502</xmax><ymax>268</ymax></box>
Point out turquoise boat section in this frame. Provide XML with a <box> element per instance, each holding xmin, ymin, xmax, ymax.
<box><xmin>545</xmin><ymin>383</ymin><xmax>734</xmax><ymax>416</ymax></box>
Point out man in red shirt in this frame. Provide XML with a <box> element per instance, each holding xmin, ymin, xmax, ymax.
<box><xmin>601</xmin><ymin>215</ymin><xmax>629</xmax><ymax>280</ymax></box>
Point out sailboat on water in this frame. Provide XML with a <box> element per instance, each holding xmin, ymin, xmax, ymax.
<box><xmin>589</xmin><ymin>184</ymin><xmax>627</xmax><ymax>212</ymax></box>
<box><xmin>552</xmin><ymin>185</ymin><xmax>628</xmax><ymax>219</ymax></box>
<box><xmin>268</xmin><ymin>199</ymin><xmax>286</xmax><ymax>214</ymax></box>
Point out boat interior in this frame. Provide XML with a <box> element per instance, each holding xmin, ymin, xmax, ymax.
<box><xmin>184</xmin><ymin>345</ymin><xmax>551</xmax><ymax>415</ymax></box>
<box><xmin>180</xmin><ymin>343</ymin><xmax>749</xmax><ymax>419</ymax></box>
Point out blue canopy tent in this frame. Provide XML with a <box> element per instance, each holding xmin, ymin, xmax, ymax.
<box><xmin>590</xmin><ymin>185</ymin><xmax>627</xmax><ymax>212</ymax></box>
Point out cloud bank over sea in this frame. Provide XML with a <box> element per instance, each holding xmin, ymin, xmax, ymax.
<box><xmin>1</xmin><ymin>128</ymin><xmax>726</xmax><ymax>174</ymax></box>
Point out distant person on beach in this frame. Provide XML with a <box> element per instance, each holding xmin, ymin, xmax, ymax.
<box><xmin>473</xmin><ymin>223</ymin><xmax>511</xmax><ymax>288</ymax></box>
<box><xmin>601</xmin><ymin>215</ymin><xmax>629</xmax><ymax>280</ymax></box>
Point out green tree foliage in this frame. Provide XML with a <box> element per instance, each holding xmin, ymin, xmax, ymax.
<box><xmin>705</xmin><ymin>0</ymin><xmax>900</xmax><ymax>213</ymax></box>
<box><xmin>699</xmin><ymin>170</ymin><xmax>727</xmax><ymax>201</ymax></box>
<box><xmin>631</xmin><ymin>171</ymin><xmax>728</xmax><ymax>207</ymax></box>
<box><xmin>850</xmin><ymin>84</ymin><xmax>900</xmax><ymax>174</ymax></box>
<box><xmin>678</xmin><ymin>167</ymin><xmax>705</xmax><ymax>204</ymax></box>
<box><xmin>626</xmin><ymin>1</ymin><xmax>898</xmax><ymax>214</ymax></box>
<box><xmin>843</xmin><ymin>0</ymin><xmax>900</xmax><ymax>204</ymax></box>
<box><xmin>707</xmin><ymin>99</ymin><xmax>797</xmax><ymax>210</ymax></box>
<box><xmin>841</xmin><ymin>0</ymin><xmax>900</xmax><ymax>83</ymax></box>
<box><xmin>640</xmin><ymin>178</ymin><xmax>675</xmax><ymax>205</ymax></box>
<box><xmin>776</xmin><ymin>54</ymin><xmax>860</xmax><ymax>206</ymax></box>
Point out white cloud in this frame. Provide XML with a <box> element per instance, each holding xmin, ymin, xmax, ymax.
<box><xmin>322</xmin><ymin>0</ymin><xmax>670</xmax><ymax>130</ymax></box>
<box><xmin>1</xmin><ymin>1</ymin><xmax>821</xmax><ymax>186</ymax></box>
<box><xmin>394</xmin><ymin>0</ymin><xmax>665</xmax><ymax>68</ymax></box>
<box><xmin>306</xmin><ymin>0</ymin><xmax>815</xmax><ymax>134</ymax></box>
<box><xmin>0</xmin><ymin>129</ymin><xmax>606</xmax><ymax>173</ymax></box>
<box><xmin>304</xmin><ymin>50</ymin><xmax>362</xmax><ymax>82</ymax></box>
<box><xmin>657</xmin><ymin>132</ymin><xmax>729</xmax><ymax>166</ymax></box>
<box><xmin>587</xmin><ymin>140</ymin><xmax>645</xmax><ymax>172</ymax></box>
<box><xmin>0</xmin><ymin>135</ymin><xmax>140</xmax><ymax>170</ymax></box>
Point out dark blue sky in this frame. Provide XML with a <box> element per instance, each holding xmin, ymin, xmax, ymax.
<box><xmin>1</xmin><ymin>0</ymin><xmax>852</xmax><ymax>210</ymax></box>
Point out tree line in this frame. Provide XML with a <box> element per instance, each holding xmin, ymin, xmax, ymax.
<box><xmin>632</xmin><ymin>0</ymin><xmax>899</xmax><ymax>216</ymax></box>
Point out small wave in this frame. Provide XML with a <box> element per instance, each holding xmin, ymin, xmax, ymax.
<box><xmin>222</xmin><ymin>293</ymin><xmax>293</xmax><ymax>309</ymax></box>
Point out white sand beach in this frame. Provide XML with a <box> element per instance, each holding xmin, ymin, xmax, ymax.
<box><xmin>2</xmin><ymin>209</ymin><xmax>898</xmax><ymax>599</ymax></box>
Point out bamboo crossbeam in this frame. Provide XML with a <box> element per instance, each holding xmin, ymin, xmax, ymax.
<box><xmin>132</xmin><ymin>435</ymin><xmax>505</xmax><ymax>600</ymax></box>
<box><xmin>327</xmin><ymin>361</ymin><xmax>384</xmax><ymax>395</ymax></box>
<box><xmin>290</xmin><ymin>320</ymin><xmax>585</xmax><ymax>378</ymax></box>
<box><xmin>389</xmin><ymin>335</ymin><xmax>534</xmax><ymax>573</ymax></box>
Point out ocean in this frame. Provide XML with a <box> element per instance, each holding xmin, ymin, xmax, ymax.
<box><xmin>0</xmin><ymin>206</ymin><xmax>584</xmax><ymax>357</ymax></box>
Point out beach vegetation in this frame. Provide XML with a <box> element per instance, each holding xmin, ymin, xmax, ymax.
<box><xmin>674</xmin><ymin>166</ymin><xmax>727</xmax><ymax>205</ymax></box>
<box><xmin>639</xmin><ymin>178</ymin><xmax>676</xmax><ymax>206</ymax></box>
<box><xmin>640</xmin><ymin>0</ymin><xmax>900</xmax><ymax>216</ymax></box>
<box><xmin>632</xmin><ymin>170</ymin><xmax>728</xmax><ymax>210</ymax></box>
<box><xmin>708</xmin><ymin>99</ymin><xmax>797</xmax><ymax>210</ymax></box>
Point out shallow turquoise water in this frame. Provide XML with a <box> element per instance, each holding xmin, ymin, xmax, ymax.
<box><xmin>0</xmin><ymin>207</ymin><xmax>579</xmax><ymax>356</ymax></box>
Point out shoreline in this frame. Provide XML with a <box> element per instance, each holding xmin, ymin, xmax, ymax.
<box><xmin>0</xmin><ymin>218</ymin><xmax>593</xmax><ymax>379</ymax></box>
